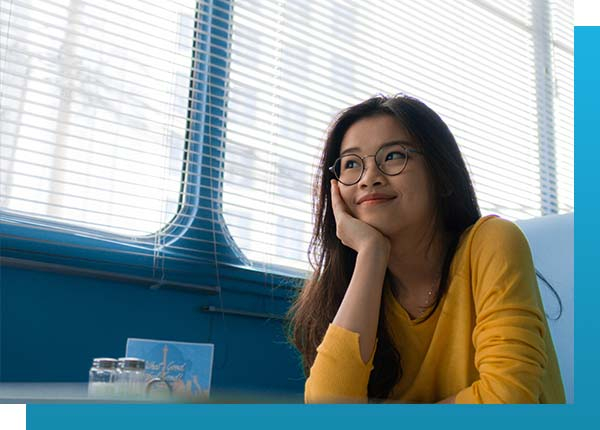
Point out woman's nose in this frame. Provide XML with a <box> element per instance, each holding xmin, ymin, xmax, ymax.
<box><xmin>358</xmin><ymin>156</ymin><xmax>384</xmax><ymax>186</ymax></box>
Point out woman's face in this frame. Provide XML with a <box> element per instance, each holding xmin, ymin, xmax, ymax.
<box><xmin>336</xmin><ymin>114</ymin><xmax>437</xmax><ymax>239</ymax></box>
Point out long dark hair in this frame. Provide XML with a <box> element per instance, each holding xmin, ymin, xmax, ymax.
<box><xmin>288</xmin><ymin>95</ymin><xmax>481</xmax><ymax>401</ymax></box>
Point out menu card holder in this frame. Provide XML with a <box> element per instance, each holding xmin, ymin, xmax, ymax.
<box><xmin>126</xmin><ymin>338</ymin><xmax>214</xmax><ymax>401</ymax></box>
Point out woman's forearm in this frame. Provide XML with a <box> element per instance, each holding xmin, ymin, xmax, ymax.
<box><xmin>332</xmin><ymin>242</ymin><xmax>389</xmax><ymax>363</ymax></box>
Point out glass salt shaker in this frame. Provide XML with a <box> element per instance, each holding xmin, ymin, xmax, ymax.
<box><xmin>88</xmin><ymin>358</ymin><xmax>118</xmax><ymax>398</ymax></box>
<box><xmin>115</xmin><ymin>357</ymin><xmax>146</xmax><ymax>399</ymax></box>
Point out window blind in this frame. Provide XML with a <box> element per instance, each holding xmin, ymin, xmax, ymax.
<box><xmin>1</xmin><ymin>0</ymin><xmax>573</xmax><ymax>282</ymax></box>
<box><xmin>550</xmin><ymin>0</ymin><xmax>574</xmax><ymax>217</ymax></box>
<box><xmin>223</xmin><ymin>0</ymin><xmax>573</xmax><ymax>275</ymax></box>
<box><xmin>1</xmin><ymin>0</ymin><xmax>195</xmax><ymax>237</ymax></box>
<box><xmin>0</xmin><ymin>0</ymin><xmax>233</xmax><ymax>288</ymax></box>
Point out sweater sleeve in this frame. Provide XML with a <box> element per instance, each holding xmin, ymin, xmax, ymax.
<box><xmin>304</xmin><ymin>323</ymin><xmax>376</xmax><ymax>403</ymax></box>
<box><xmin>454</xmin><ymin>218</ymin><xmax>549</xmax><ymax>404</ymax></box>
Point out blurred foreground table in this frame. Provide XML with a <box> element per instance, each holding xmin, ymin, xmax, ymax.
<box><xmin>0</xmin><ymin>383</ymin><xmax>303</xmax><ymax>403</ymax></box>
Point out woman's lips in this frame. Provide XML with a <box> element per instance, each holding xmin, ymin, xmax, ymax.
<box><xmin>356</xmin><ymin>193</ymin><xmax>396</xmax><ymax>205</ymax></box>
<box><xmin>359</xmin><ymin>197</ymin><xmax>395</xmax><ymax>206</ymax></box>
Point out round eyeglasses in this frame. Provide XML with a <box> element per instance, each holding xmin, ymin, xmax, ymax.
<box><xmin>328</xmin><ymin>143</ymin><xmax>422</xmax><ymax>185</ymax></box>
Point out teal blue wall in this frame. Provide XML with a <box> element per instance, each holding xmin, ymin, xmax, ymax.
<box><xmin>0</xmin><ymin>265</ymin><xmax>304</xmax><ymax>399</ymax></box>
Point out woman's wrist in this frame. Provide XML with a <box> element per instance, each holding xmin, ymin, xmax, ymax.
<box><xmin>358</xmin><ymin>237</ymin><xmax>391</xmax><ymax>259</ymax></box>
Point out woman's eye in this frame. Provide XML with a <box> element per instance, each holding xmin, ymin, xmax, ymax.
<box><xmin>385</xmin><ymin>151</ymin><xmax>406</xmax><ymax>161</ymax></box>
<box><xmin>343</xmin><ymin>160</ymin><xmax>360</xmax><ymax>169</ymax></box>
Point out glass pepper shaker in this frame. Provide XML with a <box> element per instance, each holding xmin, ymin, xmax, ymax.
<box><xmin>88</xmin><ymin>358</ymin><xmax>118</xmax><ymax>398</ymax></box>
<box><xmin>115</xmin><ymin>357</ymin><xmax>146</xmax><ymax>399</ymax></box>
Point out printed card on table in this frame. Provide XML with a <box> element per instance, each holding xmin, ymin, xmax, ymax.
<box><xmin>126</xmin><ymin>338</ymin><xmax>214</xmax><ymax>399</ymax></box>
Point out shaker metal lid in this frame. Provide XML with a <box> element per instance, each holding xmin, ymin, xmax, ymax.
<box><xmin>94</xmin><ymin>358</ymin><xmax>118</xmax><ymax>369</ymax></box>
<box><xmin>117</xmin><ymin>357</ymin><xmax>146</xmax><ymax>370</ymax></box>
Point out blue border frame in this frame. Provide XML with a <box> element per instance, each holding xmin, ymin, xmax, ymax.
<box><xmin>24</xmin><ymin>404</ymin><xmax>582</xmax><ymax>429</ymax></box>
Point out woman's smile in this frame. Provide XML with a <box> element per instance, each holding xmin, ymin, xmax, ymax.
<box><xmin>359</xmin><ymin>197</ymin><xmax>396</xmax><ymax>206</ymax></box>
<box><xmin>356</xmin><ymin>193</ymin><xmax>397</xmax><ymax>205</ymax></box>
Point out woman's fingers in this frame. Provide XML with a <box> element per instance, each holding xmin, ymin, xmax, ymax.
<box><xmin>330</xmin><ymin>179</ymin><xmax>365</xmax><ymax>245</ymax></box>
<box><xmin>330</xmin><ymin>179</ymin><xmax>340</xmax><ymax>212</ymax></box>
<box><xmin>330</xmin><ymin>179</ymin><xmax>348</xmax><ymax>218</ymax></box>
<box><xmin>330</xmin><ymin>179</ymin><xmax>351</xmax><ymax>242</ymax></box>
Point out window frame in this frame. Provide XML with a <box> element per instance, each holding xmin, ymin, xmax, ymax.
<box><xmin>0</xmin><ymin>0</ymin><xmax>303</xmax><ymax>301</ymax></box>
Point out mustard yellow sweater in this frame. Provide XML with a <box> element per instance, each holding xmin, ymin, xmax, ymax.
<box><xmin>305</xmin><ymin>215</ymin><xmax>565</xmax><ymax>403</ymax></box>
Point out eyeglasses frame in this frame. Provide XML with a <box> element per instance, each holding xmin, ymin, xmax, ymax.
<box><xmin>328</xmin><ymin>143</ymin><xmax>423</xmax><ymax>186</ymax></box>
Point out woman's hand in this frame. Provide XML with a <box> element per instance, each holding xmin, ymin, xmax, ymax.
<box><xmin>330</xmin><ymin>179</ymin><xmax>391</xmax><ymax>257</ymax></box>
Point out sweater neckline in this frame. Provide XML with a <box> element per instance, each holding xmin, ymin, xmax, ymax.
<box><xmin>384</xmin><ymin>280</ymin><xmax>444</xmax><ymax>326</ymax></box>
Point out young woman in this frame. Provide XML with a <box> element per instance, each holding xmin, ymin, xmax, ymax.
<box><xmin>288</xmin><ymin>95</ymin><xmax>565</xmax><ymax>403</ymax></box>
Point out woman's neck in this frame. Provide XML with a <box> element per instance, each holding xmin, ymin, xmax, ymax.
<box><xmin>386</xmin><ymin>226</ymin><xmax>449</xmax><ymax>300</ymax></box>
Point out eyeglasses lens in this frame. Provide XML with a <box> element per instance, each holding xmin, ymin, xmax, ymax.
<box><xmin>334</xmin><ymin>144</ymin><xmax>409</xmax><ymax>185</ymax></box>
